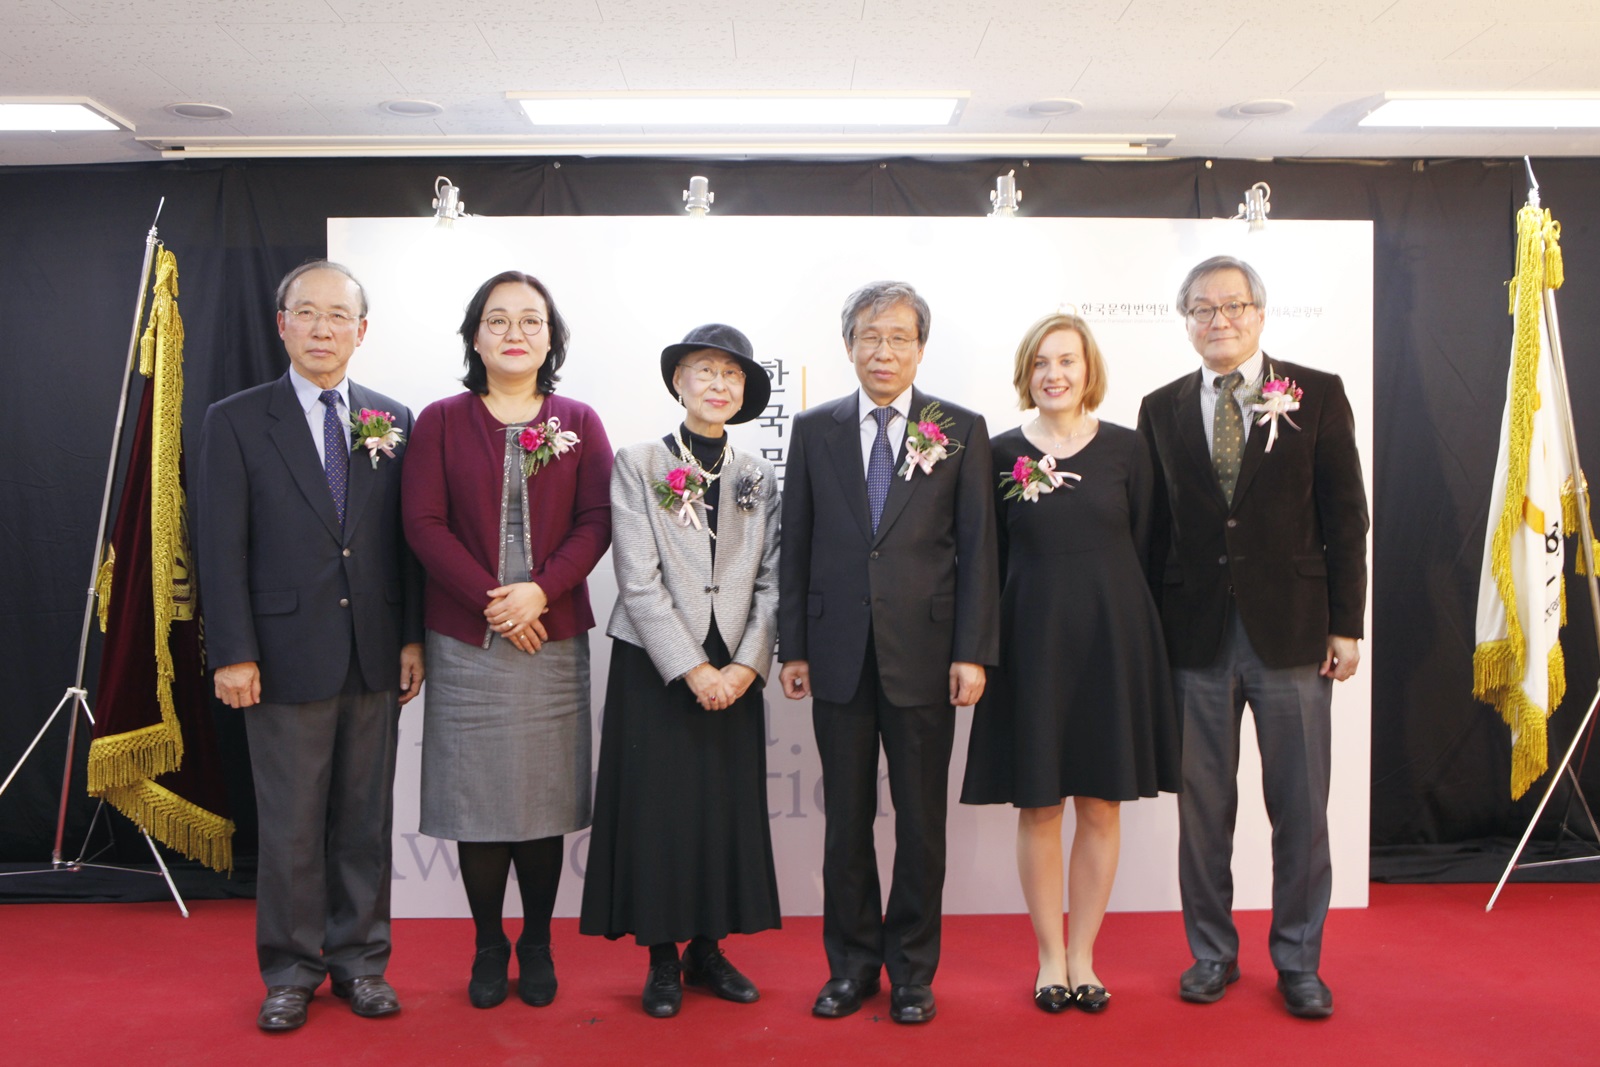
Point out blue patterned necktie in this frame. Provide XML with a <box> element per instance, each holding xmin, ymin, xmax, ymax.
<box><xmin>867</xmin><ymin>405</ymin><xmax>894</xmax><ymax>533</ymax></box>
<box><xmin>320</xmin><ymin>389</ymin><xmax>349</xmax><ymax>528</ymax></box>
<box><xmin>1212</xmin><ymin>371</ymin><xmax>1245</xmax><ymax>504</ymax></box>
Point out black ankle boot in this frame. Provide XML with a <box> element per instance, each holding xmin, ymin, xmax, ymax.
<box><xmin>469</xmin><ymin>940</ymin><xmax>512</xmax><ymax>1008</ymax></box>
<box><xmin>516</xmin><ymin>938</ymin><xmax>557</xmax><ymax>1006</ymax></box>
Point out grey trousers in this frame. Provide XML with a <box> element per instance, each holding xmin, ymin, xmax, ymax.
<box><xmin>1175</xmin><ymin>608</ymin><xmax>1333</xmax><ymax>974</ymax></box>
<box><xmin>245</xmin><ymin>658</ymin><xmax>400</xmax><ymax>989</ymax></box>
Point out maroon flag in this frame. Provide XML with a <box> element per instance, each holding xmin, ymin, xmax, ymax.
<box><xmin>88</xmin><ymin>248</ymin><xmax>233</xmax><ymax>872</ymax></box>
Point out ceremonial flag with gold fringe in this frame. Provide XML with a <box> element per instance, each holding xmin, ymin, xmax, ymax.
<box><xmin>87</xmin><ymin>247</ymin><xmax>235</xmax><ymax>872</ymax></box>
<box><xmin>1473</xmin><ymin>204</ymin><xmax>1593</xmax><ymax>800</ymax></box>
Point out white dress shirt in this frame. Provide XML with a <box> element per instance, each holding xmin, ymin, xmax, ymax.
<box><xmin>1199</xmin><ymin>350</ymin><xmax>1264</xmax><ymax>456</ymax></box>
<box><xmin>857</xmin><ymin>386</ymin><xmax>913</xmax><ymax>475</ymax></box>
<box><xmin>289</xmin><ymin>367</ymin><xmax>351</xmax><ymax>469</ymax></box>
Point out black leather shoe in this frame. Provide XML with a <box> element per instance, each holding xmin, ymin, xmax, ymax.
<box><xmin>468</xmin><ymin>940</ymin><xmax>511</xmax><ymax>1009</ymax></box>
<box><xmin>1033</xmin><ymin>984</ymin><xmax>1072</xmax><ymax>1013</ymax></box>
<box><xmin>812</xmin><ymin>976</ymin><xmax>880</xmax><ymax>1018</ymax></box>
<box><xmin>683</xmin><ymin>942</ymin><xmax>760</xmax><ymax>1003</ymax></box>
<box><xmin>1073</xmin><ymin>984</ymin><xmax>1111</xmax><ymax>1013</ymax></box>
<box><xmin>889</xmin><ymin>984</ymin><xmax>936</xmax><ymax>1024</ymax></box>
<box><xmin>1277</xmin><ymin>970</ymin><xmax>1333</xmax><ymax>1019</ymax></box>
<box><xmin>642</xmin><ymin>960</ymin><xmax>683</xmax><ymax>1018</ymax></box>
<box><xmin>257</xmin><ymin>986</ymin><xmax>313</xmax><ymax>1032</ymax></box>
<box><xmin>331</xmin><ymin>975</ymin><xmax>401</xmax><ymax>1018</ymax></box>
<box><xmin>1179</xmin><ymin>959</ymin><xmax>1240</xmax><ymax>1003</ymax></box>
<box><xmin>516</xmin><ymin>940</ymin><xmax>557</xmax><ymax>1007</ymax></box>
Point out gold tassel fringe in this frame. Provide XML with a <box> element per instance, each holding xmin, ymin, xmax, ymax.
<box><xmin>100</xmin><ymin>778</ymin><xmax>235</xmax><ymax>874</ymax></box>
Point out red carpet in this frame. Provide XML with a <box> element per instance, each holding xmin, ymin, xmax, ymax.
<box><xmin>2</xmin><ymin>882</ymin><xmax>1595</xmax><ymax>1066</ymax></box>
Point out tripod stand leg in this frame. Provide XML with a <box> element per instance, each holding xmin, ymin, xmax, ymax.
<box><xmin>0</xmin><ymin>690</ymin><xmax>77</xmax><ymax>798</ymax></box>
<box><xmin>141</xmin><ymin>831</ymin><xmax>189</xmax><ymax>918</ymax></box>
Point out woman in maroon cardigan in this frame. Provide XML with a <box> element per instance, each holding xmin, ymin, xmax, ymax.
<box><xmin>402</xmin><ymin>270</ymin><xmax>613</xmax><ymax>1010</ymax></box>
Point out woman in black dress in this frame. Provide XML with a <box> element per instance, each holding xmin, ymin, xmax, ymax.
<box><xmin>579</xmin><ymin>324</ymin><xmax>782</xmax><ymax>1018</ymax></box>
<box><xmin>961</xmin><ymin>312</ymin><xmax>1180</xmax><ymax>1014</ymax></box>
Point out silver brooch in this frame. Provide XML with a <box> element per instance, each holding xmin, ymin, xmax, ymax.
<box><xmin>734</xmin><ymin>468</ymin><xmax>763</xmax><ymax>511</ymax></box>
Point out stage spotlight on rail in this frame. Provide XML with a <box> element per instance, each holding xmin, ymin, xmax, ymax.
<box><xmin>683</xmin><ymin>175</ymin><xmax>714</xmax><ymax>217</ymax></box>
<box><xmin>432</xmin><ymin>175</ymin><xmax>467</xmax><ymax>227</ymax></box>
<box><xmin>989</xmin><ymin>170</ymin><xmax>1021</xmax><ymax>217</ymax></box>
<box><xmin>1235</xmin><ymin>181</ymin><xmax>1271</xmax><ymax>231</ymax></box>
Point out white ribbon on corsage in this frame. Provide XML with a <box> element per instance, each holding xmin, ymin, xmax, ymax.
<box><xmin>1021</xmin><ymin>453</ymin><xmax>1082</xmax><ymax>501</ymax></box>
<box><xmin>362</xmin><ymin>428</ymin><xmax>404</xmax><ymax>468</ymax></box>
<box><xmin>900</xmin><ymin>439</ymin><xmax>950</xmax><ymax>480</ymax></box>
<box><xmin>672</xmin><ymin>488</ymin><xmax>715</xmax><ymax>538</ymax></box>
<box><xmin>1250</xmin><ymin>388</ymin><xmax>1302</xmax><ymax>453</ymax></box>
<box><xmin>541</xmin><ymin>416</ymin><xmax>580</xmax><ymax>457</ymax></box>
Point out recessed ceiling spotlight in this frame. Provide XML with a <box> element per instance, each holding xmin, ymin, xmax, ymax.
<box><xmin>1027</xmin><ymin>98</ymin><xmax>1083</xmax><ymax>117</ymax></box>
<box><xmin>382</xmin><ymin>99</ymin><xmax>445</xmax><ymax>118</ymax></box>
<box><xmin>1227</xmin><ymin>99</ymin><xmax>1295</xmax><ymax>119</ymax></box>
<box><xmin>165</xmin><ymin>102</ymin><xmax>233</xmax><ymax>121</ymax></box>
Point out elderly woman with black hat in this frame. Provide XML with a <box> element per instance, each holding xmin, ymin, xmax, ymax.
<box><xmin>578</xmin><ymin>323</ymin><xmax>781</xmax><ymax>1019</ymax></box>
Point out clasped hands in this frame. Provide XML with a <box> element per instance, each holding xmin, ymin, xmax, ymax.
<box><xmin>685</xmin><ymin>662</ymin><xmax>758</xmax><ymax>711</ymax></box>
<box><xmin>486</xmin><ymin>581</ymin><xmax>549</xmax><ymax>655</ymax></box>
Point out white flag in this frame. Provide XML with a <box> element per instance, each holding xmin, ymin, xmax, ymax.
<box><xmin>1473</xmin><ymin>204</ymin><xmax>1577</xmax><ymax>800</ymax></box>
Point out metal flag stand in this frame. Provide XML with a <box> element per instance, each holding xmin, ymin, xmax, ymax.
<box><xmin>0</xmin><ymin>200</ymin><xmax>188</xmax><ymax>917</ymax></box>
<box><xmin>1487</xmin><ymin>160</ymin><xmax>1600</xmax><ymax>911</ymax></box>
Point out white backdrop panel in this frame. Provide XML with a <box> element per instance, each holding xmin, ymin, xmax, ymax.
<box><xmin>327</xmin><ymin>215</ymin><xmax>1374</xmax><ymax>920</ymax></box>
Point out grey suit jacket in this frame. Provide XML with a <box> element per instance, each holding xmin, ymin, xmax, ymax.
<box><xmin>605</xmin><ymin>440</ymin><xmax>781</xmax><ymax>685</ymax></box>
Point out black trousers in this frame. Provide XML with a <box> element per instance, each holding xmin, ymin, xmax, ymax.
<box><xmin>811</xmin><ymin>632</ymin><xmax>955</xmax><ymax>987</ymax></box>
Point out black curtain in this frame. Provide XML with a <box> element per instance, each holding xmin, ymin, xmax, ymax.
<box><xmin>3</xmin><ymin>155</ymin><xmax>1596</xmax><ymax>880</ymax></box>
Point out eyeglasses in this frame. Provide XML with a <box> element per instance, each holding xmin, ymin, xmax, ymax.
<box><xmin>285</xmin><ymin>307</ymin><xmax>359</xmax><ymax>329</ymax></box>
<box><xmin>852</xmin><ymin>332</ymin><xmax>919</xmax><ymax>353</ymax></box>
<box><xmin>678</xmin><ymin>363</ymin><xmax>746</xmax><ymax>385</ymax></box>
<box><xmin>482</xmin><ymin>314</ymin><xmax>547</xmax><ymax>336</ymax></box>
<box><xmin>1185</xmin><ymin>301</ymin><xmax>1256</xmax><ymax>324</ymax></box>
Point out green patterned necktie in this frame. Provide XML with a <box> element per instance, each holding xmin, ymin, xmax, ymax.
<box><xmin>1213</xmin><ymin>371</ymin><xmax>1245</xmax><ymax>504</ymax></box>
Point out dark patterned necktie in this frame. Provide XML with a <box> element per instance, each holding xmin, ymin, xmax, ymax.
<box><xmin>867</xmin><ymin>406</ymin><xmax>894</xmax><ymax>533</ymax></box>
<box><xmin>320</xmin><ymin>389</ymin><xmax>349</xmax><ymax>528</ymax></box>
<box><xmin>1212</xmin><ymin>371</ymin><xmax>1244</xmax><ymax>504</ymax></box>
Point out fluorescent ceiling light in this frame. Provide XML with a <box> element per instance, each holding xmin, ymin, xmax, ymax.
<box><xmin>512</xmin><ymin>92</ymin><xmax>965</xmax><ymax>127</ymax></box>
<box><xmin>138</xmin><ymin>132</ymin><xmax>1168</xmax><ymax>160</ymax></box>
<box><xmin>0</xmin><ymin>101</ymin><xmax>120</xmax><ymax>132</ymax></box>
<box><xmin>1361</xmin><ymin>94</ymin><xmax>1600</xmax><ymax>128</ymax></box>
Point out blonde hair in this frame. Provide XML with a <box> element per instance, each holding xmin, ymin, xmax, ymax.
<box><xmin>1011</xmin><ymin>313</ymin><xmax>1107</xmax><ymax>412</ymax></box>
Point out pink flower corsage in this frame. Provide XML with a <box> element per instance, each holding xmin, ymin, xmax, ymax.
<box><xmin>1249</xmin><ymin>373</ymin><xmax>1304</xmax><ymax>452</ymax></box>
<box><xmin>899</xmin><ymin>401</ymin><xmax>964</xmax><ymax>480</ymax></box>
<box><xmin>517</xmin><ymin>415</ymin><xmax>580</xmax><ymax>477</ymax></box>
<box><xmin>349</xmin><ymin>408</ymin><xmax>404</xmax><ymax>468</ymax></box>
<box><xmin>1000</xmin><ymin>453</ymin><xmax>1081</xmax><ymax>502</ymax></box>
<box><xmin>653</xmin><ymin>465</ymin><xmax>714</xmax><ymax>534</ymax></box>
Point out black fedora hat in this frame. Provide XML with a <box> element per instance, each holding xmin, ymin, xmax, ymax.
<box><xmin>660</xmin><ymin>323</ymin><xmax>771</xmax><ymax>425</ymax></box>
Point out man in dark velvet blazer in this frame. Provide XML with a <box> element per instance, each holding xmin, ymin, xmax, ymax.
<box><xmin>1137</xmin><ymin>256</ymin><xmax>1368</xmax><ymax>1020</ymax></box>
<box><xmin>197</xmin><ymin>261</ymin><xmax>424</xmax><ymax>1032</ymax></box>
<box><xmin>779</xmin><ymin>281</ymin><xmax>999</xmax><ymax>1025</ymax></box>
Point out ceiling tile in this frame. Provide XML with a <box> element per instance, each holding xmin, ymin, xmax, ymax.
<box><xmin>219</xmin><ymin>20</ymin><xmax>497</xmax><ymax>65</ymax></box>
<box><xmin>734</xmin><ymin>19</ymin><xmax>986</xmax><ymax>61</ymax></box>
<box><xmin>330</xmin><ymin>1</ymin><xmax>598</xmax><ymax>19</ymax></box>
<box><xmin>390</xmin><ymin>61</ymin><xmax>628</xmax><ymax>94</ymax></box>
<box><xmin>52</xmin><ymin>1</ymin><xmax>338</xmax><ymax>24</ymax></box>
<box><xmin>477</xmin><ymin>20</ymin><xmax>734</xmax><ymax>63</ymax></box>
<box><xmin>619</xmin><ymin>57</ymin><xmax>855</xmax><ymax>91</ymax></box>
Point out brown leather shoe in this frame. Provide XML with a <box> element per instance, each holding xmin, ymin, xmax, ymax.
<box><xmin>331</xmin><ymin>975</ymin><xmax>401</xmax><ymax>1017</ymax></box>
<box><xmin>257</xmin><ymin>985</ymin><xmax>313</xmax><ymax>1032</ymax></box>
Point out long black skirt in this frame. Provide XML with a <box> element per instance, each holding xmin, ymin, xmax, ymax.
<box><xmin>578</xmin><ymin>631</ymin><xmax>781</xmax><ymax>945</ymax></box>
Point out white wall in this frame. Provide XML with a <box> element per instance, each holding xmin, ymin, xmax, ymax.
<box><xmin>328</xmin><ymin>215</ymin><xmax>1374</xmax><ymax>920</ymax></box>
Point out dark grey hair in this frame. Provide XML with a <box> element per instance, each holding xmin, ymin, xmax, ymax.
<box><xmin>840</xmin><ymin>281</ymin><xmax>931</xmax><ymax>344</ymax></box>
<box><xmin>276</xmin><ymin>259</ymin><xmax>369</xmax><ymax>318</ymax></box>
<box><xmin>1175</xmin><ymin>255</ymin><xmax>1267</xmax><ymax>315</ymax></box>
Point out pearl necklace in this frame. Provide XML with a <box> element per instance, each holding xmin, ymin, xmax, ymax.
<box><xmin>673</xmin><ymin>425</ymin><xmax>732</xmax><ymax>484</ymax></box>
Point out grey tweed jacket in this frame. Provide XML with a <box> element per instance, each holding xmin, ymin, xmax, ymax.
<box><xmin>605</xmin><ymin>439</ymin><xmax>781</xmax><ymax>685</ymax></box>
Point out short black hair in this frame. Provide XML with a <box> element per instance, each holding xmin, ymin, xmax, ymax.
<box><xmin>458</xmin><ymin>271</ymin><xmax>570</xmax><ymax>396</ymax></box>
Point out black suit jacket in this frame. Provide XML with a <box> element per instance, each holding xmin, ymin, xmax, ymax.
<box><xmin>197</xmin><ymin>372</ymin><xmax>424</xmax><ymax>704</ymax></box>
<box><xmin>778</xmin><ymin>388</ymin><xmax>1000</xmax><ymax>707</ymax></box>
<box><xmin>1137</xmin><ymin>356</ymin><xmax>1368</xmax><ymax>670</ymax></box>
